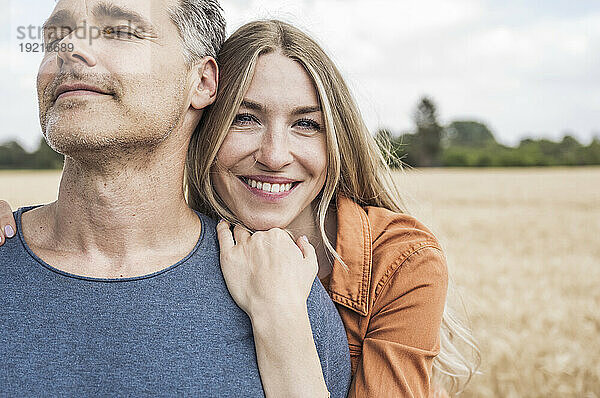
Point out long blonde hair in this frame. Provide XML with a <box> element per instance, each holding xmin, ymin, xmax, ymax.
<box><xmin>186</xmin><ymin>19</ymin><xmax>479</xmax><ymax>394</ymax></box>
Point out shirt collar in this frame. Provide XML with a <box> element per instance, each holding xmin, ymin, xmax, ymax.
<box><xmin>327</xmin><ymin>195</ymin><xmax>372</xmax><ymax>316</ymax></box>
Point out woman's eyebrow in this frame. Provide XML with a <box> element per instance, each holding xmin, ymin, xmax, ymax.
<box><xmin>291</xmin><ymin>105</ymin><xmax>321</xmax><ymax>115</ymax></box>
<box><xmin>240</xmin><ymin>100</ymin><xmax>321</xmax><ymax>115</ymax></box>
<box><xmin>240</xmin><ymin>100</ymin><xmax>264</xmax><ymax>112</ymax></box>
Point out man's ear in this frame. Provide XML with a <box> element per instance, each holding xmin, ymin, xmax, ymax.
<box><xmin>190</xmin><ymin>56</ymin><xmax>218</xmax><ymax>110</ymax></box>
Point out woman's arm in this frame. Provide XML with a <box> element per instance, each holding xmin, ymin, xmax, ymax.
<box><xmin>0</xmin><ymin>201</ymin><xmax>17</xmax><ymax>246</ymax></box>
<box><xmin>348</xmin><ymin>246</ymin><xmax>448</xmax><ymax>397</ymax></box>
<box><xmin>216</xmin><ymin>221</ymin><xmax>330</xmax><ymax>398</ymax></box>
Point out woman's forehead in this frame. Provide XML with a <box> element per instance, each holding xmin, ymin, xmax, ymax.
<box><xmin>244</xmin><ymin>53</ymin><xmax>320</xmax><ymax>110</ymax></box>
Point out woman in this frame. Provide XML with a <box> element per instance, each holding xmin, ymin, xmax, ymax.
<box><xmin>1</xmin><ymin>20</ymin><xmax>478</xmax><ymax>396</ymax></box>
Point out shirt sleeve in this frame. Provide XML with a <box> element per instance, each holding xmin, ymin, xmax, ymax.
<box><xmin>347</xmin><ymin>246</ymin><xmax>448</xmax><ymax>398</ymax></box>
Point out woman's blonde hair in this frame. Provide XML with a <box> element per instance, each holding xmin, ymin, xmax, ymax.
<box><xmin>186</xmin><ymin>19</ymin><xmax>479</xmax><ymax>395</ymax></box>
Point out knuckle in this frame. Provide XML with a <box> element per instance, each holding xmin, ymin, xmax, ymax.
<box><xmin>269</xmin><ymin>228</ymin><xmax>287</xmax><ymax>240</ymax></box>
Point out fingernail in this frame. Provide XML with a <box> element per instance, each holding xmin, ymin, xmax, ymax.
<box><xmin>301</xmin><ymin>235</ymin><xmax>309</xmax><ymax>243</ymax></box>
<box><xmin>4</xmin><ymin>225</ymin><xmax>15</xmax><ymax>238</ymax></box>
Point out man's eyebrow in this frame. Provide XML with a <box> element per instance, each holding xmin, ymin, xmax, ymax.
<box><xmin>92</xmin><ymin>2</ymin><xmax>157</xmax><ymax>33</ymax></box>
<box><xmin>42</xmin><ymin>9</ymin><xmax>74</xmax><ymax>31</ymax></box>
<box><xmin>291</xmin><ymin>105</ymin><xmax>321</xmax><ymax>115</ymax></box>
<box><xmin>240</xmin><ymin>100</ymin><xmax>265</xmax><ymax>112</ymax></box>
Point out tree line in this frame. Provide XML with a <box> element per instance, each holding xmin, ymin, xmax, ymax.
<box><xmin>378</xmin><ymin>97</ymin><xmax>600</xmax><ymax>168</ymax></box>
<box><xmin>1</xmin><ymin>97</ymin><xmax>599</xmax><ymax>169</ymax></box>
<box><xmin>0</xmin><ymin>138</ymin><xmax>63</xmax><ymax>169</ymax></box>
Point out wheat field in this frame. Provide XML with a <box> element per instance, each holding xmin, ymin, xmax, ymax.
<box><xmin>2</xmin><ymin>167</ymin><xmax>600</xmax><ymax>397</ymax></box>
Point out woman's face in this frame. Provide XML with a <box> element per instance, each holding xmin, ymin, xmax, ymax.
<box><xmin>213</xmin><ymin>52</ymin><xmax>328</xmax><ymax>231</ymax></box>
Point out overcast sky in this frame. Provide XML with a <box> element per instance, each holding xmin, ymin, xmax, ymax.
<box><xmin>1</xmin><ymin>0</ymin><xmax>598</xmax><ymax>150</ymax></box>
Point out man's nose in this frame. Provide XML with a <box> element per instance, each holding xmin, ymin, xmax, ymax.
<box><xmin>56</xmin><ymin>26</ymin><xmax>98</xmax><ymax>69</ymax></box>
<box><xmin>255</xmin><ymin>128</ymin><xmax>294</xmax><ymax>171</ymax></box>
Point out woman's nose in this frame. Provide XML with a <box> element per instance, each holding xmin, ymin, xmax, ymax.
<box><xmin>254</xmin><ymin>128</ymin><xmax>294</xmax><ymax>170</ymax></box>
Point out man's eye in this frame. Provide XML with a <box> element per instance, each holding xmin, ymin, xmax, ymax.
<box><xmin>103</xmin><ymin>27</ymin><xmax>138</xmax><ymax>39</ymax></box>
<box><xmin>45</xmin><ymin>28</ymin><xmax>70</xmax><ymax>46</ymax></box>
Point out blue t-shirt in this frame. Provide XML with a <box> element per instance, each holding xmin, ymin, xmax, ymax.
<box><xmin>0</xmin><ymin>206</ymin><xmax>351</xmax><ymax>397</ymax></box>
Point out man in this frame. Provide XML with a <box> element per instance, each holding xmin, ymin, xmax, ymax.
<box><xmin>0</xmin><ymin>0</ymin><xmax>351</xmax><ymax>396</ymax></box>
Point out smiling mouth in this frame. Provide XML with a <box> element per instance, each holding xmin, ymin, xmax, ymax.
<box><xmin>238</xmin><ymin>176</ymin><xmax>300</xmax><ymax>194</ymax></box>
<box><xmin>54</xmin><ymin>83</ymin><xmax>112</xmax><ymax>103</ymax></box>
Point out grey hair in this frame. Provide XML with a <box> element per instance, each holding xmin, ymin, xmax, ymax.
<box><xmin>168</xmin><ymin>0</ymin><xmax>226</xmax><ymax>64</ymax></box>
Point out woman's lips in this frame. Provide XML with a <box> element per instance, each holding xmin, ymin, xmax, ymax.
<box><xmin>238</xmin><ymin>176</ymin><xmax>300</xmax><ymax>201</ymax></box>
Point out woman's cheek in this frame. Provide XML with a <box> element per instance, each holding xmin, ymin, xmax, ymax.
<box><xmin>218</xmin><ymin>132</ymin><xmax>260</xmax><ymax>166</ymax></box>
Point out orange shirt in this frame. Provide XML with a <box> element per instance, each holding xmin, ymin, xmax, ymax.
<box><xmin>320</xmin><ymin>196</ymin><xmax>448</xmax><ymax>397</ymax></box>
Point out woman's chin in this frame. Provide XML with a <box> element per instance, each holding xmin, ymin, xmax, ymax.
<box><xmin>240</xmin><ymin>215</ymin><xmax>291</xmax><ymax>232</ymax></box>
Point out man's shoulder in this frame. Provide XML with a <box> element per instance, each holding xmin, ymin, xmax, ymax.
<box><xmin>0</xmin><ymin>228</ymin><xmax>34</xmax><ymax>292</ymax></box>
<box><xmin>188</xmin><ymin>212</ymin><xmax>220</xmax><ymax>259</ymax></box>
<box><xmin>1</xmin><ymin>208</ymin><xmax>28</xmax><ymax>258</ymax></box>
<box><xmin>0</xmin><ymin>232</ymin><xmax>26</xmax><ymax>260</ymax></box>
<box><xmin>0</xmin><ymin>205</ymin><xmax>42</xmax><ymax>258</ymax></box>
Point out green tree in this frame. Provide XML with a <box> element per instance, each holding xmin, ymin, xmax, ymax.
<box><xmin>0</xmin><ymin>141</ymin><xmax>30</xmax><ymax>169</ymax></box>
<box><xmin>445</xmin><ymin>120</ymin><xmax>497</xmax><ymax>148</ymax></box>
<box><xmin>0</xmin><ymin>137</ymin><xmax>63</xmax><ymax>169</ymax></box>
<box><xmin>557</xmin><ymin>134</ymin><xmax>582</xmax><ymax>165</ymax></box>
<box><xmin>31</xmin><ymin>137</ymin><xmax>64</xmax><ymax>169</ymax></box>
<box><xmin>412</xmin><ymin>97</ymin><xmax>443</xmax><ymax>167</ymax></box>
<box><xmin>581</xmin><ymin>137</ymin><xmax>600</xmax><ymax>164</ymax></box>
<box><xmin>395</xmin><ymin>132</ymin><xmax>417</xmax><ymax>167</ymax></box>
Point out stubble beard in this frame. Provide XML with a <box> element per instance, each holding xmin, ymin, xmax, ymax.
<box><xmin>39</xmin><ymin>71</ymin><xmax>189</xmax><ymax>166</ymax></box>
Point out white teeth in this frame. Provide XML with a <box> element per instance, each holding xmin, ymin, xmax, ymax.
<box><xmin>244</xmin><ymin>178</ymin><xmax>294</xmax><ymax>193</ymax></box>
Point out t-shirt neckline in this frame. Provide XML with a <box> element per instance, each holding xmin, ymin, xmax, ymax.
<box><xmin>15</xmin><ymin>205</ymin><xmax>207</xmax><ymax>283</ymax></box>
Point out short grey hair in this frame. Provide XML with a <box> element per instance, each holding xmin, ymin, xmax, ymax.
<box><xmin>168</xmin><ymin>0</ymin><xmax>226</xmax><ymax>64</ymax></box>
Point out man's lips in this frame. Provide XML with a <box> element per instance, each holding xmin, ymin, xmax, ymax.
<box><xmin>54</xmin><ymin>83</ymin><xmax>110</xmax><ymax>101</ymax></box>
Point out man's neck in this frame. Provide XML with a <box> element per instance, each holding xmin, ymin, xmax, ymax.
<box><xmin>21</xmin><ymin>144</ymin><xmax>201</xmax><ymax>279</ymax></box>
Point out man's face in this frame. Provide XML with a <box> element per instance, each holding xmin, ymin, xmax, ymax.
<box><xmin>37</xmin><ymin>0</ymin><xmax>191</xmax><ymax>155</ymax></box>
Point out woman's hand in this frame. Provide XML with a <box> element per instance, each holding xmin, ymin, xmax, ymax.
<box><xmin>216</xmin><ymin>220</ymin><xmax>317</xmax><ymax>320</ymax></box>
<box><xmin>216</xmin><ymin>220</ymin><xmax>329</xmax><ymax>398</ymax></box>
<box><xmin>0</xmin><ymin>200</ymin><xmax>17</xmax><ymax>246</ymax></box>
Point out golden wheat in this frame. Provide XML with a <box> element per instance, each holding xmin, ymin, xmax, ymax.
<box><xmin>394</xmin><ymin>167</ymin><xmax>600</xmax><ymax>397</ymax></box>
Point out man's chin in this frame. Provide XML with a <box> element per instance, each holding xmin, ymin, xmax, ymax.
<box><xmin>45</xmin><ymin>128</ymin><xmax>165</xmax><ymax>158</ymax></box>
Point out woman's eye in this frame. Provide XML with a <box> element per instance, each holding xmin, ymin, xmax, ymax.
<box><xmin>232</xmin><ymin>113</ymin><xmax>259</xmax><ymax>126</ymax></box>
<box><xmin>294</xmin><ymin>118</ymin><xmax>321</xmax><ymax>132</ymax></box>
